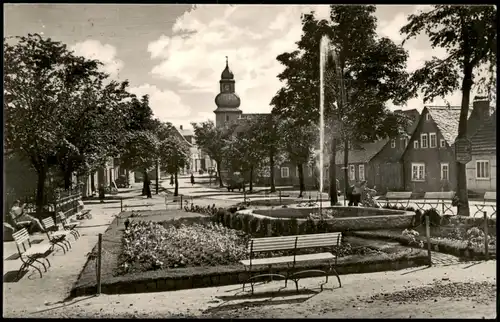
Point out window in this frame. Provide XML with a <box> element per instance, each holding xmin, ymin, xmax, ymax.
<box><xmin>476</xmin><ymin>160</ymin><xmax>490</xmax><ymax>179</ymax></box>
<box><xmin>308</xmin><ymin>166</ymin><xmax>313</xmax><ymax>177</ymax></box>
<box><xmin>391</xmin><ymin>139</ymin><xmax>396</xmax><ymax>148</ymax></box>
<box><xmin>411</xmin><ymin>163</ymin><xmax>425</xmax><ymax>181</ymax></box>
<box><xmin>425</xmin><ymin>113</ymin><xmax>431</xmax><ymax>121</ymax></box>
<box><xmin>281</xmin><ymin>167</ymin><xmax>289</xmax><ymax>178</ymax></box>
<box><xmin>358</xmin><ymin>164</ymin><xmax>365</xmax><ymax>181</ymax></box>
<box><xmin>429</xmin><ymin>133</ymin><xmax>437</xmax><ymax>148</ymax></box>
<box><xmin>420</xmin><ymin>133</ymin><xmax>428</xmax><ymax>148</ymax></box>
<box><xmin>414</xmin><ymin>140</ymin><xmax>419</xmax><ymax>149</ymax></box>
<box><xmin>349</xmin><ymin>165</ymin><xmax>355</xmax><ymax>181</ymax></box>
<box><xmin>440</xmin><ymin>163</ymin><xmax>449</xmax><ymax>180</ymax></box>
<box><xmin>440</xmin><ymin>139</ymin><xmax>446</xmax><ymax>148</ymax></box>
<box><xmin>225</xmin><ymin>115</ymin><xmax>230</xmax><ymax>122</ymax></box>
<box><xmin>401</xmin><ymin>137</ymin><xmax>408</xmax><ymax>148</ymax></box>
<box><xmin>296</xmin><ymin>166</ymin><xmax>300</xmax><ymax>177</ymax></box>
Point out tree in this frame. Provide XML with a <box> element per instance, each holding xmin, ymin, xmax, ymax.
<box><xmin>4</xmin><ymin>34</ymin><xmax>113</xmax><ymax>213</ymax></box>
<box><xmin>281</xmin><ymin>120</ymin><xmax>317</xmax><ymax>197</ymax></box>
<box><xmin>120</xmin><ymin>131</ymin><xmax>159</xmax><ymax>198</ymax></box>
<box><xmin>271</xmin><ymin>6</ymin><xmax>412</xmax><ymax>205</ymax></box>
<box><xmin>401</xmin><ymin>5</ymin><xmax>497</xmax><ymax>216</ymax></box>
<box><xmin>56</xmin><ymin>78</ymin><xmax>133</xmax><ymax>189</ymax></box>
<box><xmin>191</xmin><ymin>120</ymin><xmax>235</xmax><ymax>187</ymax></box>
<box><xmin>158</xmin><ymin>134</ymin><xmax>190</xmax><ymax>197</ymax></box>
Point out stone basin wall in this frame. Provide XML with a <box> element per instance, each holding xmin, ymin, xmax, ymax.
<box><xmin>223</xmin><ymin>208</ymin><xmax>416</xmax><ymax>236</ymax></box>
<box><xmin>253</xmin><ymin>206</ymin><xmax>407</xmax><ymax>218</ymax></box>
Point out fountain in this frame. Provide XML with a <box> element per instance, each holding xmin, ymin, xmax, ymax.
<box><xmin>234</xmin><ymin>36</ymin><xmax>414</xmax><ymax>233</ymax></box>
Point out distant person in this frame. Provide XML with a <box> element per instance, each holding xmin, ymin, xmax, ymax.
<box><xmin>145</xmin><ymin>176</ymin><xmax>152</xmax><ymax>198</ymax></box>
<box><xmin>349</xmin><ymin>181</ymin><xmax>362</xmax><ymax>206</ymax></box>
<box><xmin>190</xmin><ymin>173</ymin><xmax>195</xmax><ymax>186</ymax></box>
<box><xmin>9</xmin><ymin>200</ymin><xmax>45</xmax><ymax>233</ymax></box>
<box><xmin>170</xmin><ymin>174</ymin><xmax>174</xmax><ymax>186</ymax></box>
<box><xmin>98</xmin><ymin>184</ymin><xmax>105</xmax><ymax>203</ymax></box>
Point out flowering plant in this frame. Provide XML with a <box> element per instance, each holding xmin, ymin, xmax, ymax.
<box><xmin>118</xmin><ymin>220</ymin><xmax>249</xmax><ymax>275</ymax></box>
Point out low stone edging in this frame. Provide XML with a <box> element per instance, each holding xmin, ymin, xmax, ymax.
<box><xmin>70</xmin><ymin>250</ymin><xmax>429</xmax><ymax>297</ymax></box>
<box><xmin>349</xmin><ymin>231</ymin><xmax>497</xmax><ymax>261</ymax></box>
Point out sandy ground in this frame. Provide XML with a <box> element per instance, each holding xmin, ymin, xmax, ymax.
<box><xmin>16</xmin><ymin>260</ymin><xmax>496</xmax><ymax>319</ymax></box>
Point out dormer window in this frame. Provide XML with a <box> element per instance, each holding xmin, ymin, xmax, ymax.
<box><xmin>425</xmin><ymin>113</ymin><xmax>431</xmax><ymax>121</ymax></box>
<box><xmin>390</xmin><ymin>139</ymin><xmax>396</xmax><ymax>148</ymax></box>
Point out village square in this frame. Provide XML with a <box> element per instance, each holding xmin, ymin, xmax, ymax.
<box><xmin>3</xmin><ymin>4</ymin><xmax>497</xmax><ymax>318</ymax></box>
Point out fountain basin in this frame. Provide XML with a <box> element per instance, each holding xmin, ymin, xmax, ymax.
<box><xmin>233</xmin><ymin>207</ymin><xmax>416</xmax><ymax>235</ymax></box>
<box><xmin>253</xmin><ymin>206</ymin><xmax>407</xmax><ymax>219</ymax></box>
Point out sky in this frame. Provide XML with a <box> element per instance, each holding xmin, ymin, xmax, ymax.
<box><xmin>4</xmin><ymin>4</ymin><xmax>488</xmax><ymax>130</ymax></box>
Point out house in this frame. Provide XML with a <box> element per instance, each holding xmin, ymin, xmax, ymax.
<box><xmin>369</xmin><ymin>109</ymin><xmax>420</xmax><ymax>194</ymax></box>
<box><xmin>177</xmin><ymin>125</ymin><xmax>215</xmax><ymax>175</ymax></box>
<box><xmin>334</xmin><ymin>140</ymin><xmax>389</xmax><ymax>191</ymax></box>
<box><xmin>401</xmin><ymin>96</ymin><xmax>490</xmax><ymax>193</ymax></box>
<box><xmin>466</xmin><ymin>110</ymin><xmax>496</xmax><ymax>193</ymax></box>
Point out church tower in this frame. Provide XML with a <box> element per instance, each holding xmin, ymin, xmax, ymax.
<box><xmin>214</xmin><ymin>57</ymin><xmax>242</xmax><ymax>127</ymax></box>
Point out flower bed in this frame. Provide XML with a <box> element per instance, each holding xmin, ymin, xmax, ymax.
<box><xmin>117</xmin><ymin>220</ymin><xmax>382</xmax><ymax>275</ymax></box>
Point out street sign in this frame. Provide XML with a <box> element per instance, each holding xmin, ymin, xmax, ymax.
<box><xmin>455</xmin><ymin>138</ymin><xmax>472</xmax><ymax>164</ymax></box>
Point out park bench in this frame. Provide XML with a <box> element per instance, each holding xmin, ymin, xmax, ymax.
<box><xmin>57</xmin><ymin>211</ymin><xmax>81</xmax><ymax>240</ymax></box>
<box><xmin>13</xmin><ymin>228</ymin><xmax>52</xmax><ymax>279</ymax></box>
<box><xmin>76</xmin><ymin>200</ymin><xmax>92</xmax><ymax>220</ymax></box>
<box><xmin>378</xmin><ymin>191</ymin><xmax>413</xmax><ymax>208</ymax></box>
<box><xmin>240</xmin><ymin>232</ymin><xmax>342</xmax><ymax>294</ymax></box>
<box><xmin>41</xmin><ymin>217</ymin><xmax>73</xmax><ymax>254</ymax></box>
<box><xmin>473</xmin><ymin>191</ymin><xmax>496</xmax><ymax>218</ymax></box>
<box><xmin>416</xmin><ymin>191</ymin><xmax>455</xmax><ymax>215</ymax></box>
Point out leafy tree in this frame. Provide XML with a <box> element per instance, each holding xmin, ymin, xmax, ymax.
<box><xmin>271</xmin><ymin>6</ymin><xmax>411</xmax><ymax>205</ymax></box>
<box><xmin>281</xmin><ymin>120</ymin><xmax>318</xmax><ymax>197</ymax></box>
<box><xmin>191</xmin><ymin>120</ymin><xmax>235</xmax><ymax>187</ymax></box>
<box><xmin>156</xmin><ymin>122</ymin><xmax>190</xmax><ymax>196</ymax></box>
<box><xmin>401</xmin><ymin>5</ymin><xmax>497</xmax><ymax>216</ymax></box>
<box><xmin>56</xmin><ymin>78</ymin><xmax>133</xmax><ymax>189</ymax></box>
<box><xmin>3</xmin><ymin>34</ymin><xmax>114</xmax><ymax>213</ymax></box>
<box><xmin>120</xmin><ymin>131</ymin><xmax>159</xmax><ymax>198</ymax></box>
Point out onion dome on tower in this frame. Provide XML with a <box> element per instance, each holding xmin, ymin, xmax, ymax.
<box><xmin>214</xmin><ymin>56</ymin><xmax>242</xmax><ymax>127</ymax></box>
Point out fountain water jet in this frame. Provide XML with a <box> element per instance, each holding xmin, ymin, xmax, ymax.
<box><xmin>319</xmin><ymin>35</ymin><xmax>332</xmax><ymax>213</ymax></box>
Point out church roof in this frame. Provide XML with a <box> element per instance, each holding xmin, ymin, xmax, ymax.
<box><xmin>221</xmin><ymin>56</ymin><xmax>234</xmax><ymax>80</ymax></box>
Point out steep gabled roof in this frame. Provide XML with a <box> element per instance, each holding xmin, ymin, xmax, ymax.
<box><xmin>470</xmin><ymin>111</ymin><xmax>496</xmax><ymax>155</ymax></box>
<box><xmin>335</xmin><ymin>139</ymin><xmax>389</xmax><ymax>164</ymax></box>
<box><xmin>426</xmin><ymin>106</ymin><xmax>474</xmax><ymax>145</ymax></box>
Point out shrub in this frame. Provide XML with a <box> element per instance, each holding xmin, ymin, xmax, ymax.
<box><xmin>223</xmin><ymin>212</ymin><xmax>232</xmax><ymax>228</ymax></box>
<box><xmin>305</xmin><ymin>217</ymin><xmax>317</xmax><ymax>234</ymax></box>
<box><xmin>271</xmin><ymin>219</ymin><xmax>285</xmax><ymax>236</ymax></box>
<box><xmin>231</xmin><ymin>213</ymin><xmax>240</xmax><ymax>229</ymax></box>
<box><xmin>288</xmin><ymin>217</ymin><xmax>299</xmax><ymax>235</ymax></box>
<box><xmin>316</xmin><ymin>218</ymin><xmax>328</xmax><ymax>233</ymax></box>
<box><xmin>260</xmin><ymin>218</ymin><xmax>271</xmax><ymax>237</ymax></box>
<box><xmin>423</xmin><ymin>208</ymin><xmax>441</xmax><ymax>227</ymax></box>
<box><xmin>249</xmin><ymin>216</ymin><xmax>260</xmax><ymax>236</ymax></box>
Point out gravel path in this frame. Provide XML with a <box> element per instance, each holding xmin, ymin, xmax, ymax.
<box><xmin>14</xmin><ymin>260</ymin><xmax>496</xmax><ymax>319</ymax></box>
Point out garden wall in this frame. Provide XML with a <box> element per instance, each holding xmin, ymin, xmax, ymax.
<box><xmin>254</xmin><ymin>206</ymin><xmax>407</xmax><ymax>219</ymax></box>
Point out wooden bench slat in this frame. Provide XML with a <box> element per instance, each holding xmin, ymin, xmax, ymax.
<box><xmin>423</xmin><ymin>191</ymin><xmax>455</xmax><ymax>199</ymax></box>
<box><xmin>384</xmin><ymin>192</ymin><xmax>412</xmax><ymax>199</ymax></box>
<box><xmin>484</xmin><ymin>191</ymin><xmax>496</xmax><ymax>201</ymax></box>
<box><xmin>13</xmin><ymin>229</ymin><xmax>30</xmax><ymax>244</ymax></box>
<box><xmin>240</xmin><ymin>252</ymin><xmax>335</xmax><ymax>266</ymax></box>
<box><xmin>251</xmin><ymin>233</ymin><xmax>341</xmax><ymax>243</ymax></box>
<box><xmin>250</xmin><ymin>238</ymin><xmax>339</xmax><ymax>251</ymax></box>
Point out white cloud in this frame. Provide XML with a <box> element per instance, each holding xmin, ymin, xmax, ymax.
<box><xmin>128</xmin><ymin>84</ymin><xmax>191</xmax><ymax>121</ymax></box>
<box><xmin>147</xmin><ymin>5</ymin><xmax>331</xmax><ymax>114</ymax></box>
<box><xmin>71</xmin><ymin>40</ymin><xmax>124</xmax><ymax>77</ymax></box>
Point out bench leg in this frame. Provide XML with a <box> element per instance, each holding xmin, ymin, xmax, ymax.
<box><xmin>33</xmin><ymin>258</ymin><xmax>47</xmax><ymax>272</ymax></box>
<box><xmin>331</xmin><ymin>266</ymin><xmax>341</xmax><ymax>288</ymax></box>
<box><xmin>52</xmin><ymin>241</ymin><xmax>66</xmax><ymax>254</ymax></box>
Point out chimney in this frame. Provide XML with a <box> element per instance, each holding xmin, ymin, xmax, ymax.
<box><xmin>180</xmin><ymin>125</ymin><xmax>183</xmax><ymax>130</ymax></box>
<box><xmin>472</xmin><ymin>95</ymin><xmax>490</xmax><ymax>121</ymax></box>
